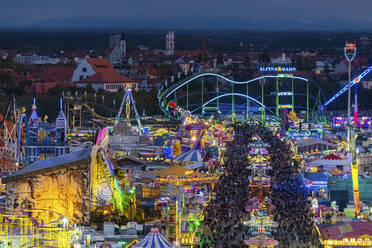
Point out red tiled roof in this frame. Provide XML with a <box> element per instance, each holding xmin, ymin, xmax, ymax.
<box><xmin>0</xmin><ymin>68</ymin><xmax>26</xmax><ymax>82</ymax></box>
<box><xmin>319</xmin><ymin>222</ymin><xmax>372</xmax><ymax>240</ymax></box>
<box><xmin>174</xmin><ymin>50</ymin><xmax>211</xmax><ymax>57</ymax></box>
<box><xmin>82</xmin><ymin>58</ymin><xmax>131</xmax><ymax>83</ymax></box>
<box><xmin>30</xmin><ymin>66</ymin><xmax>74</xmax><ymax>84</ymax></box>
<box><xmin>28</xmin><ymin>82</ymin><xmax>67</xmax><ymax>95</ymax></box>
<box><xmin>146</xmin><ymin>65</ymin><xmax>160</xmax><ymax>77</ymax></box>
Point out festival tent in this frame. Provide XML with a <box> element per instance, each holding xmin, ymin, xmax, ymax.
<box><xmin>308</xmin><ymin>154</ymin><xmax>350</xmax><ymax>173</ymax></box>
<box><xmin>134</xmin><ymin>228</ymin><xmax>173</xmax><ymax>248</ymax></box>
<box><xmin>174</xmin><ymin>149</ymin><xmax>203</xmax><ymax>162</ymax></box>
<box><xmin>152</xmin><ymin>165</ymin><xmax>191</xmax><ymax>177</ymax></box>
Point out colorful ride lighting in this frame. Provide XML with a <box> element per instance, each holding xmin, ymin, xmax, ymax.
<box><xmin>246</xmin><ymin>164</ymin><xmax>272</xmax><ymax>170</ymax></box>
<box><xmin>278</xmin><ymin>104</ymin><xmax>293</xmax><ymax>109</ymax></box>
<box><xmin>345</xmin><ymin>42</ymin><xmax>356</xmax><ymax>50</ymax></box>
<box><xmin>249</xmin><ymin>148</ymin><xmax>269</xmax><ymax>155</ymax></box>
<box><xmin>252</xmin><ymin>176</ymin><xmax>270</xmax><ymax>181</ymax></box>
<box><xmin>277</xmin><ymin>91</ymin><xmax>293</xmax><ymax>96</ymax></box>
<box><xmin>123</xmin><ymin>82</ymin><xmax>132</xmax><ymax>92</ymax></box>
<box><xmin>333</xmin><ymin>116</ymin><xmax>371</xmax><ymax>128</ymax></box>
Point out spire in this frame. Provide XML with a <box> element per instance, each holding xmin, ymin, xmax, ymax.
<box><xmin>29</xmin><ymin>98</ymin><xmax>39</xmax><ymax>122</ymax></box>
<box><xmin>56</xmin><ymin>98</ymin><xmax>66</xmax><ymax>128</ymax></box>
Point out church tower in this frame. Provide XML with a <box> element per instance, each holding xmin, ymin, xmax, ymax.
<box><xmin>119</xmin><ymin>33</ymin><xmax>127</xmax><ymax>60</ymax></box>
<box><xmin>165</xmin><ymin>31</ymin><xmax>175</xmax><ymax>55</ymax></box>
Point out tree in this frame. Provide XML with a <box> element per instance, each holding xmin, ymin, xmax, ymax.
<box><xmin>243</xmin><ymin>55</ymin><xmax>251</xmax><ymax>69</ymax></box>
<box><xmin>217</xmin><ymin>54</ymin><xmax>223</xmax><ymax>65</ymax></box>
<box><xmin>14</xmin><ymin>80</ymin><xmax>32</xmax><ymax>95</ymax></box>
<box><xmin>197</xmin><ymin>53</ymin><xmax>203</xmax><ymax>63</ymax></box>
<box><xmin>85</xmin><ymin>83</ymin><xmax>96</xmax><ymax>94</ymax></box>
<box><xmin>259</xmin><ymin>51</ymin><xmax>270</xmax><ymax>65</ymax></box>
<box><xmin>0</xmin><ymin>72</ymin><xmax>14</xmax><ymax>94</ymax></box>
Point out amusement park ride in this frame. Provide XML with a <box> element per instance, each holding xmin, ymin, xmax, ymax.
<box><xmin>64</xmin><ymin>82</ymin><xmax>143</xmax><ymax>134</ymax></box>
<box><xmin>158</xmin><ymin>63</ymin><xmax>372</xmax><ymax>126</ymax></box>
<box><xmin>0</xmin><ymin>95</ymin><xmax>19</xmax><ymax>172</ymax></box>
<box><xmin>115</xmin><ymin>82</ymin><xmax>143</xmax><ymax>134</ymax></box>
<box><xmin>158</xmin><ymin>71</ymin><xmax>327</xmax><ymax>123</ymax></box>
<box><xmin>344</xmin><ymin>42</ymin><xmax>360</xmax><ymax>216</ymax></box>
<box><xmin>157</xmin><ymin>57</ymin><xmax>372</xmax><ymax>218</ymax></box>
<box><xmin>0</xmin><ymin>81</ymin><xmax>145</xmax><ymax>173</ymax></box>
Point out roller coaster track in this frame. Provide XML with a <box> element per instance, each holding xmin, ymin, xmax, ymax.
<box><xmin>158</xmin><ymin>72</ymin><xmax>324</xmax><ymax>119</ymax></box>
<box><xmin>160</xmin><ymin>66</ymin><xmax>372</xmax><ymax>118</ymax></box>
<box><xmin>80</xmin><ymin>104</ymin><xmax>114</xmax><ymax>124</ymax></box>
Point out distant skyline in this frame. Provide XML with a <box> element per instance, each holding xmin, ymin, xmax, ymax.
<box><xmin>1</xmin><ymin>0</ymin><xmax>372</xmax><ymax>30</ymax></box>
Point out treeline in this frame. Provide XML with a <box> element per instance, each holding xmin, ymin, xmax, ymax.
<box><xmin>0</xmin><ymin>84</ymin><xmax>161</xmax><ymax>122</ymax></box>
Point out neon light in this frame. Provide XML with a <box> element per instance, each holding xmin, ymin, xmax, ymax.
<box><xmin>198</xmin><ymin>93</ymin><xmax>276</xmax><ymax>116</ymax></box>
<box><xmin>278</xmin><ymin>105</ymin><xmax>293</xmax><ymax>109</ymax></box>
<box><xmin>164</xmin><ymin>73</ymin><xmax>308</xmax><ymax>98</ymax></box>
<box><xmin>277</xmin><ymin>92</ymin><xmax>293</xmax><ymax>96</ymax></box>
<box><xmin>323</xmin><ymin>65</ymin><xmax>372</xmax><ymax>107</ymax></box>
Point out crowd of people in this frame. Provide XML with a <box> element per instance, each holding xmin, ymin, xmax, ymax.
<box><xmin>261</xmin><ymin>127</ymin><xmax>320</xmax><ymax>247</ymax></box>
<box><xmin>197</xmin><ymin>123</ymin><xmax>319</xmax><ymax>247</ymax></box>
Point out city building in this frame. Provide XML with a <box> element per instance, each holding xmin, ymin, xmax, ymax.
<box><xmin>165</xmin><ymin>31</ymin><xmax>175</xmax><ymax>55</ymax></box>
<box><xmin>109</xmin><ymin>33</ymin><xmax>127</xmax><ymax>65</ymax></box>
<box><xmin>270</xmin><ymin>53</ymin><xmax>292</xmax><ymax>65</ymax></box>
<box><xmin>14</xmin><ymin>53</ymin><xmax>60</xmax><ymax>65</ymax></box>
<box><xmin>27</xmin><ymin>65</ymin><xmax>75</xmax><ymax>94</ymax></box>
<box><xmin>73</xmin><ymin>58</ymin><xmax>135</xmax><ymax>92</ymax></box>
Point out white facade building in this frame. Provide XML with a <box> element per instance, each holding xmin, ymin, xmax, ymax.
<box><xmin>270</xmin><ymin>53</ymin><xmax>292</xmax><ymax>65</ymax></box>
<box><xmin>14</xmin><ymin>54</ymin><xmax>60</xmax><ymax>65</ymax></box>
<box><xmin>72</xmin><ymin>59</ymin><xmax>95</xmax><ymax>82</ymax></box>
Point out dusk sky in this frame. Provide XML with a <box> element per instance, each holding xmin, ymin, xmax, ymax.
<box><xmin>1</xmin><ymin>0</ymin><xmax>372</xmax><ymax>29</ymax></box>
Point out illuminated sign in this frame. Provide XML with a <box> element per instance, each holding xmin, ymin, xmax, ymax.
<box><xmin>259</xmin><ymin>66</ymin><xmax>296</xmax><ymax>72</ymax></box>
<box><xmin>186</xmin><ymin>123</ymin><xmax>204</xmax><ymax>130</ymax></box>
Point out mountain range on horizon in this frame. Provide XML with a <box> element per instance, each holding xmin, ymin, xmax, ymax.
<box><xmin>1</xmin><ymin>16</ymin><xmax>372</xmax><ymax>32</ymax></box>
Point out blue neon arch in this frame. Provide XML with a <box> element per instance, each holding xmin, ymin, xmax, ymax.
<box><xmin>198</xmin><ymin>93</ymin><xmax>276</xmax><ymax>116</ymax></box>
